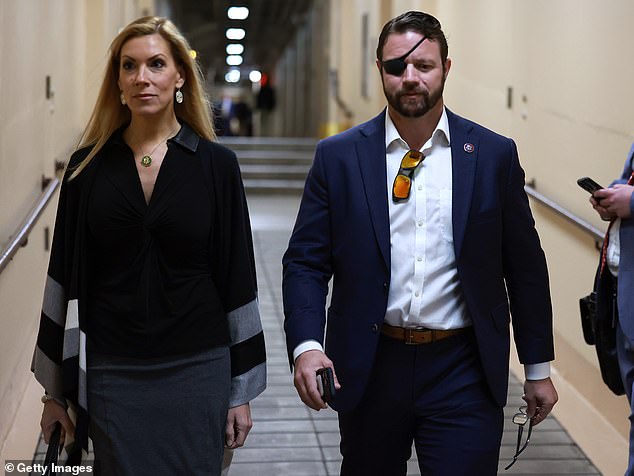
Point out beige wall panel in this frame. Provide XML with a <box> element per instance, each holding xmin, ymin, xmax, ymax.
<box><xmin>391</xmin><ymin>0</ymin><xmax>432</xmax><ymax>16</ymax></box>
<box><xmin>1</xmin><ymin>0</ymin><xmax>59</xmax><ymax>243</ymax></box>
<box><xmin>434</xmin><ymin>1</ymin><xmax>515</xmax><ymax>135</ymax></box>
<box><xmin>527</xmin><ymin>108</ymin><xmax>631</xmax><ymax>222</ymax></box>
<box><xmin>84</xmin><ymin>0</ymin><xmax>141</xmax><ymax>125</ymax></box>
<box><xmin>310</xmin><ymin>3</ymin><xmax>331</xmax><ymax>137</ymax></box>
<box><xmin>331</xmin><ymin>0</ymin><xmax>355</xmax><ymax>127</ymax></box>
<box><xmin>337</xmin><ymin>0</ymin><xmax>383</xmax><ymax>125</ymax></box>
<box><xmin>531</xmin><ymin>205</ymin><xmax>602</xmax><ymax>365</ymax></box>
<box><xmin>508</xmin><ymin>1</ymin><xmax>634</xmax><ymax>218</ymax></box>
<box><xmin>0</xmin><ymin>0</ymin><xmax>151</xmax><ymax>460</ymax></box>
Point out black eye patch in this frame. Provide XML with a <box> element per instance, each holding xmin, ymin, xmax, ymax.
<box><xmin>381</xmin><ymin>36</ymin><xmax>426</xmax><ymax>76</ymax></box>
<box><xmin>382</xmin><ymin>58</ymin><xmax>407</xmax><ymax>76</ymax></box>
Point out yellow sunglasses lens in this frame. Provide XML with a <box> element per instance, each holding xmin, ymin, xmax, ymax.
<box><xmin>401</xmin><ymin>150</ymin><xmax>423</xmax><ymax>169</ymax></box>
<box><xmin>393</xmin><ymin>174</ymin><xmax>412</xmax><ymax>199</ymax></box>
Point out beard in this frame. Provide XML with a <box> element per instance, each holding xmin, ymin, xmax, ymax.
<box><xmin>383</xmin><ymin>77</ymin><xmax>445</xmax><ymax>118</ymax></box>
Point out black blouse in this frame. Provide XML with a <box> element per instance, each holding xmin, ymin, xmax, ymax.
<box><xmin>33</xmin><ymin>123</ymin><xmax>265</xmax><ymax>451</ymax></box>
<box><xmin>86</xmin><ymin>128</ymin><xmax>229</xmax><ymax>357</ymax></box>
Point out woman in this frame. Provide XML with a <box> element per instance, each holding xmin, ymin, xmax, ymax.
<box><xmin>31</xmin><ymin>16</ymin><xmax>266</xmax><ymax>475</ymax></box>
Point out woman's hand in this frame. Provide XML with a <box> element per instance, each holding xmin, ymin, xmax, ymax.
<box><xmin>225</xmin><ymin>403</ymin><xmax>253</xmax><ymax>449</ymax></box>
<box><xmin>40</xmin><ymin>400</ymin><xmax>75</xmax><ymax>447</ymax></box>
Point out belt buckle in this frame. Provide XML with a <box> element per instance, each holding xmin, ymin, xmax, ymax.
<box><xmin>405</xmin><ymin>326</ymin><xmax>426</xmax><ymax>345</ymax></box>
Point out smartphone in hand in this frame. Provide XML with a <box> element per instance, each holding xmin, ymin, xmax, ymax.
<box><xmin>577</xmin><ymin>177</ymin><xmax>604</xmax><ymax>194</ymax></box>
<box><xmin>316</xmin><ymin>367</ymin><xmax>336</xmax><ymax>403</ymax></box>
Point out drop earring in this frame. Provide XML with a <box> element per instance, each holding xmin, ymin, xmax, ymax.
<box><xmin>120</xmin><ymin>92</ymin><xmax>126</xmax><ymax>105</ymax></box>
<box><xmin>175</xmin><ymin>88</ymin><xmax>184</xmax><ymax>104</ymax></box>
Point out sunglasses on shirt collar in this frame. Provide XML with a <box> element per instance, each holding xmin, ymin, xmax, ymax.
<box><xmin>380</xmin><ymin>36</ymin><xmax>427</xmax><ymax>76</ymax></box>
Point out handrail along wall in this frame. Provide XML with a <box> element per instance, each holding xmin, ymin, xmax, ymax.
<box><xmin>524</xmin><ymin>184</ymin><xmax>604</xmax><ymax>244</ymax></box>
<box><xmin>0</xmin><ymin>178</ymin><xmax>61</xmax><ymax>275</ymax></box>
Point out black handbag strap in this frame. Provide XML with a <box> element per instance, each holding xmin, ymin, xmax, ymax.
<box><xmin>43</xmin><ymin>422</ymin><xmax>61</xmax><ymax>475</ymax></box>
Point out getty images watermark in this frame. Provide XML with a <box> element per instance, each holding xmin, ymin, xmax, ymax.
<box><xmin>4</xmin><ymin>461</ymin><xmax>95</xmax><ymax>475</ymax></box>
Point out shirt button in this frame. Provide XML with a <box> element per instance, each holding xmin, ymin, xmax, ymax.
<box><xmin>371</xmin><ymin>323</ymin><xmax>379</xmax><ymax>333</ymax></box>
<box><xmin>415</xmin><ymin>291</ymin><xmax>420</xmax><ymax>297</ymax></box>
<box><xmin>418</xmin><ymin>185</ymin><xmax>422</xmax><ymax>190</ymax></box>
<box><xmin>417</xmin><ymin>220</ymin><xmax>423</xmax><ymax>227</ymax></box>
<box><xmin>417</xmin><ymin>256</ymin><xmax>423</xmax><ymax>262</ymax></box>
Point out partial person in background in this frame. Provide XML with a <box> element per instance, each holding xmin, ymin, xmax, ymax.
<box><xmin>590</xmin><ymin>146</ymin><xmax>634</xmax><ymax>475</ymax></box>
<box><xmin>31</xmin><ymin>16</ymin><xmax>265</xmax><ymax>475</ymax></box>
<box><xmin>232</xmin><ymin>97</ymin><xmax>253</xmax><ymax>136</ymax></box>
<box><xmin>283</xmin><ymin>10</ymin><xmax>557</xmax><ymax>475</ymax></box>
<box><xmin>214</xmin><ymin>95</ymin><xmax>235</xmax><ymax>137</ymax></box>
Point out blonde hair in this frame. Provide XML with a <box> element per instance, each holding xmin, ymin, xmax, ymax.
<box><xmin>70</xmin><ymin>16</ymin><xmax>216</xmax><ymax>179</ymax></box>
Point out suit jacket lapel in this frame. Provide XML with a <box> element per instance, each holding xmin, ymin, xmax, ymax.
<box><xmin>355</xmin><ymin>112</ymin><xmax>390</xmax><ymax>271</ymax></box>
<box><xmin>448</xmin><ymin>109</ymin><xmax>477</xmax><ymax>260</ymax></box>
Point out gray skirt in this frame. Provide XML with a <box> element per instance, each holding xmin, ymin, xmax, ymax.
<box><xmin>87</xmin><ymin>346</ymin><xmax>230</xmax><ymax>476</ymax></box>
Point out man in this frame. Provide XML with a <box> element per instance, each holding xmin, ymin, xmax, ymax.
<box><xmin>590</xmin><ymin>147</ymin><xmax>634</xmax><ymax>475</ymax></box>
<box><xmin>283</xmin><ymin>11</ymin><xmax>558</xmax><ymax>475</ymax></box>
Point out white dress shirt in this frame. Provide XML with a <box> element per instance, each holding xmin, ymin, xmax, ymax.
<box><xmin>607</xmin><ymin>219</ymin><xmax>621</xmax><ymax>277</ymax></box>
<box><xmin>294</xmin><ymin>108</ymin><xmax>549</xmax><ymax>380</ymax></box>
<box><xmin>384</xmin><ymin>107</ymin><xmax>469</xmax><ymax>330</ymax></box>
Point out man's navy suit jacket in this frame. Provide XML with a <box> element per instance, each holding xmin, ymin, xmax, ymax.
<box><xmin>282</xmin><ymin>108</ymin><xmax>554</xmax><ymax>412</ymax></box>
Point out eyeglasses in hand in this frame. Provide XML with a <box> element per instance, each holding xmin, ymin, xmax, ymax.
<box><xmin>504</xmin><ymin>405</ymin><xmax>533</xmax><ymax>470</ymax></box>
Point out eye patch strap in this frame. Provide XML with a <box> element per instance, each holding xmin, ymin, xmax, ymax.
<box><xmin>382</xmin><ymin>36</ymin><xmax>427</xmax><ymax>74</ymax></box>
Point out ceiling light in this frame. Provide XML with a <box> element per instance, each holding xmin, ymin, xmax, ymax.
<box><xmin>226</xmin><ymin>44</ymin><xmax>244</xmax><ymax>55</ymax></box>
<box><xmin>226</xmin><ymin>55</ymin><xmax>243</xmax><ymax>66</ymax></box>
<box><xmin>249</xmin><ymin>70</ymin><xmax>262</xmax><ymax>83</ymax></box>
<box><xmin>226</xmin><ymin>28</ymin><xmax>246</xmax><ymax>40</ymax></box>
<box><xmin>228</xmin><ymin>7</ymin><xmax>249</xmax><ymax>20</ymax></box>
<box><xmin>225</xmin><ymin>69</ymin><xmax>241</xmax><ymax>83</ymax></box>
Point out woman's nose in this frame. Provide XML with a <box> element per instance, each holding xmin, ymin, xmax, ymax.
<box><xmin>134</xmin><ymin>65</ymin><xmax>149</xmax><ymax>84</ymax></box>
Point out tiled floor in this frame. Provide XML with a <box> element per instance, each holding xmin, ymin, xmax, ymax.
<box><xmin>33</xmin><ymin>193</ymin><xmax>602</xmax><ymax>475</ymax></box>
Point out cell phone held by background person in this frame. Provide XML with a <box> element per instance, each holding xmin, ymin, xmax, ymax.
<box><xmin>577</xmin><ymin>177</ymin><xmax>604</xmax><ymax>195</ymax></box>
<box><xmin>316</xmin><ymin>367</ymin><xmax>336</xmax><ymax>403</ymax></box>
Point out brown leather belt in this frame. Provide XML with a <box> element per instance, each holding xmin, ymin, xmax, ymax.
<box><xmin>381</xmin><ymin>324</ymin><xmax>466</xmax><ymax>344</ymax></box>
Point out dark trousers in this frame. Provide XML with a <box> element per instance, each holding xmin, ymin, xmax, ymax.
<box><xmin>338</xmin><ymin>331</ymin><xmax>503</xmax><ymax>476</ymax></box>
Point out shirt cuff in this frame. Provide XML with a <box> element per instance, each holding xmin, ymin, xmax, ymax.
<box><xmin>524</xmin><ymin>362</ymin><xmax>550</xmax><ymax>380</ymax></box>
<box><xmin>293</xmin><ymin>340</ymin><xmax>324</xmax><ymax>362</ymax></box>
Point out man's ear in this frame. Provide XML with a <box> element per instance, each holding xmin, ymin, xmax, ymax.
<box><xmin>443</xmin><ymin>57</ymin><xmax>452</xmax><ymax>80</ymax></box>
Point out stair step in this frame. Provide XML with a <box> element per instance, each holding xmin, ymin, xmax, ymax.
<box><xmin>240</xmin><ymin>164</ymin><xmax>311</xmax><ymax>181</ymax></box>
<box><xmin>220</xmin><ymin>137</ymin><xmax>317</xmax><ymax>153</ymax></box>
<box><xmin>242</xmin><ymin>178</ymin><xmax>306</xmax><ymax>193</ymax></box>
<box><xmin>235</xmin><ymin>150</ymin><xmax>314</xmax><ymax>165</ymax></box>
<box><xmin>222</xmin><ymin>137</ymin><xmax>316</xmax><ymax>193</ymax></box>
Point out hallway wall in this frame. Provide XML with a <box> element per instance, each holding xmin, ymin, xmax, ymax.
<box><xmin>435</xmin><ymin>3</ymin><xmax>633</xmax><ymax>475</ymax></box>
<box><xmin>0</xmin><ymin>0</ymin><xmax>151</xmax><ymax>461</ymax></box>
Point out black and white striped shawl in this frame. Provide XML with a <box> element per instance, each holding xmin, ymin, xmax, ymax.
<box><xmin>32</xmin><ymin>124</ymin><xmax>266</xmax><ymax>451</ymax></box>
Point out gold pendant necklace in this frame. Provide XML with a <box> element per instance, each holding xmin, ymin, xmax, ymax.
<box><xmin>139</xmin><ymin>126</ymin><xmax>179</xmax><ymax>168</ymax></box>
